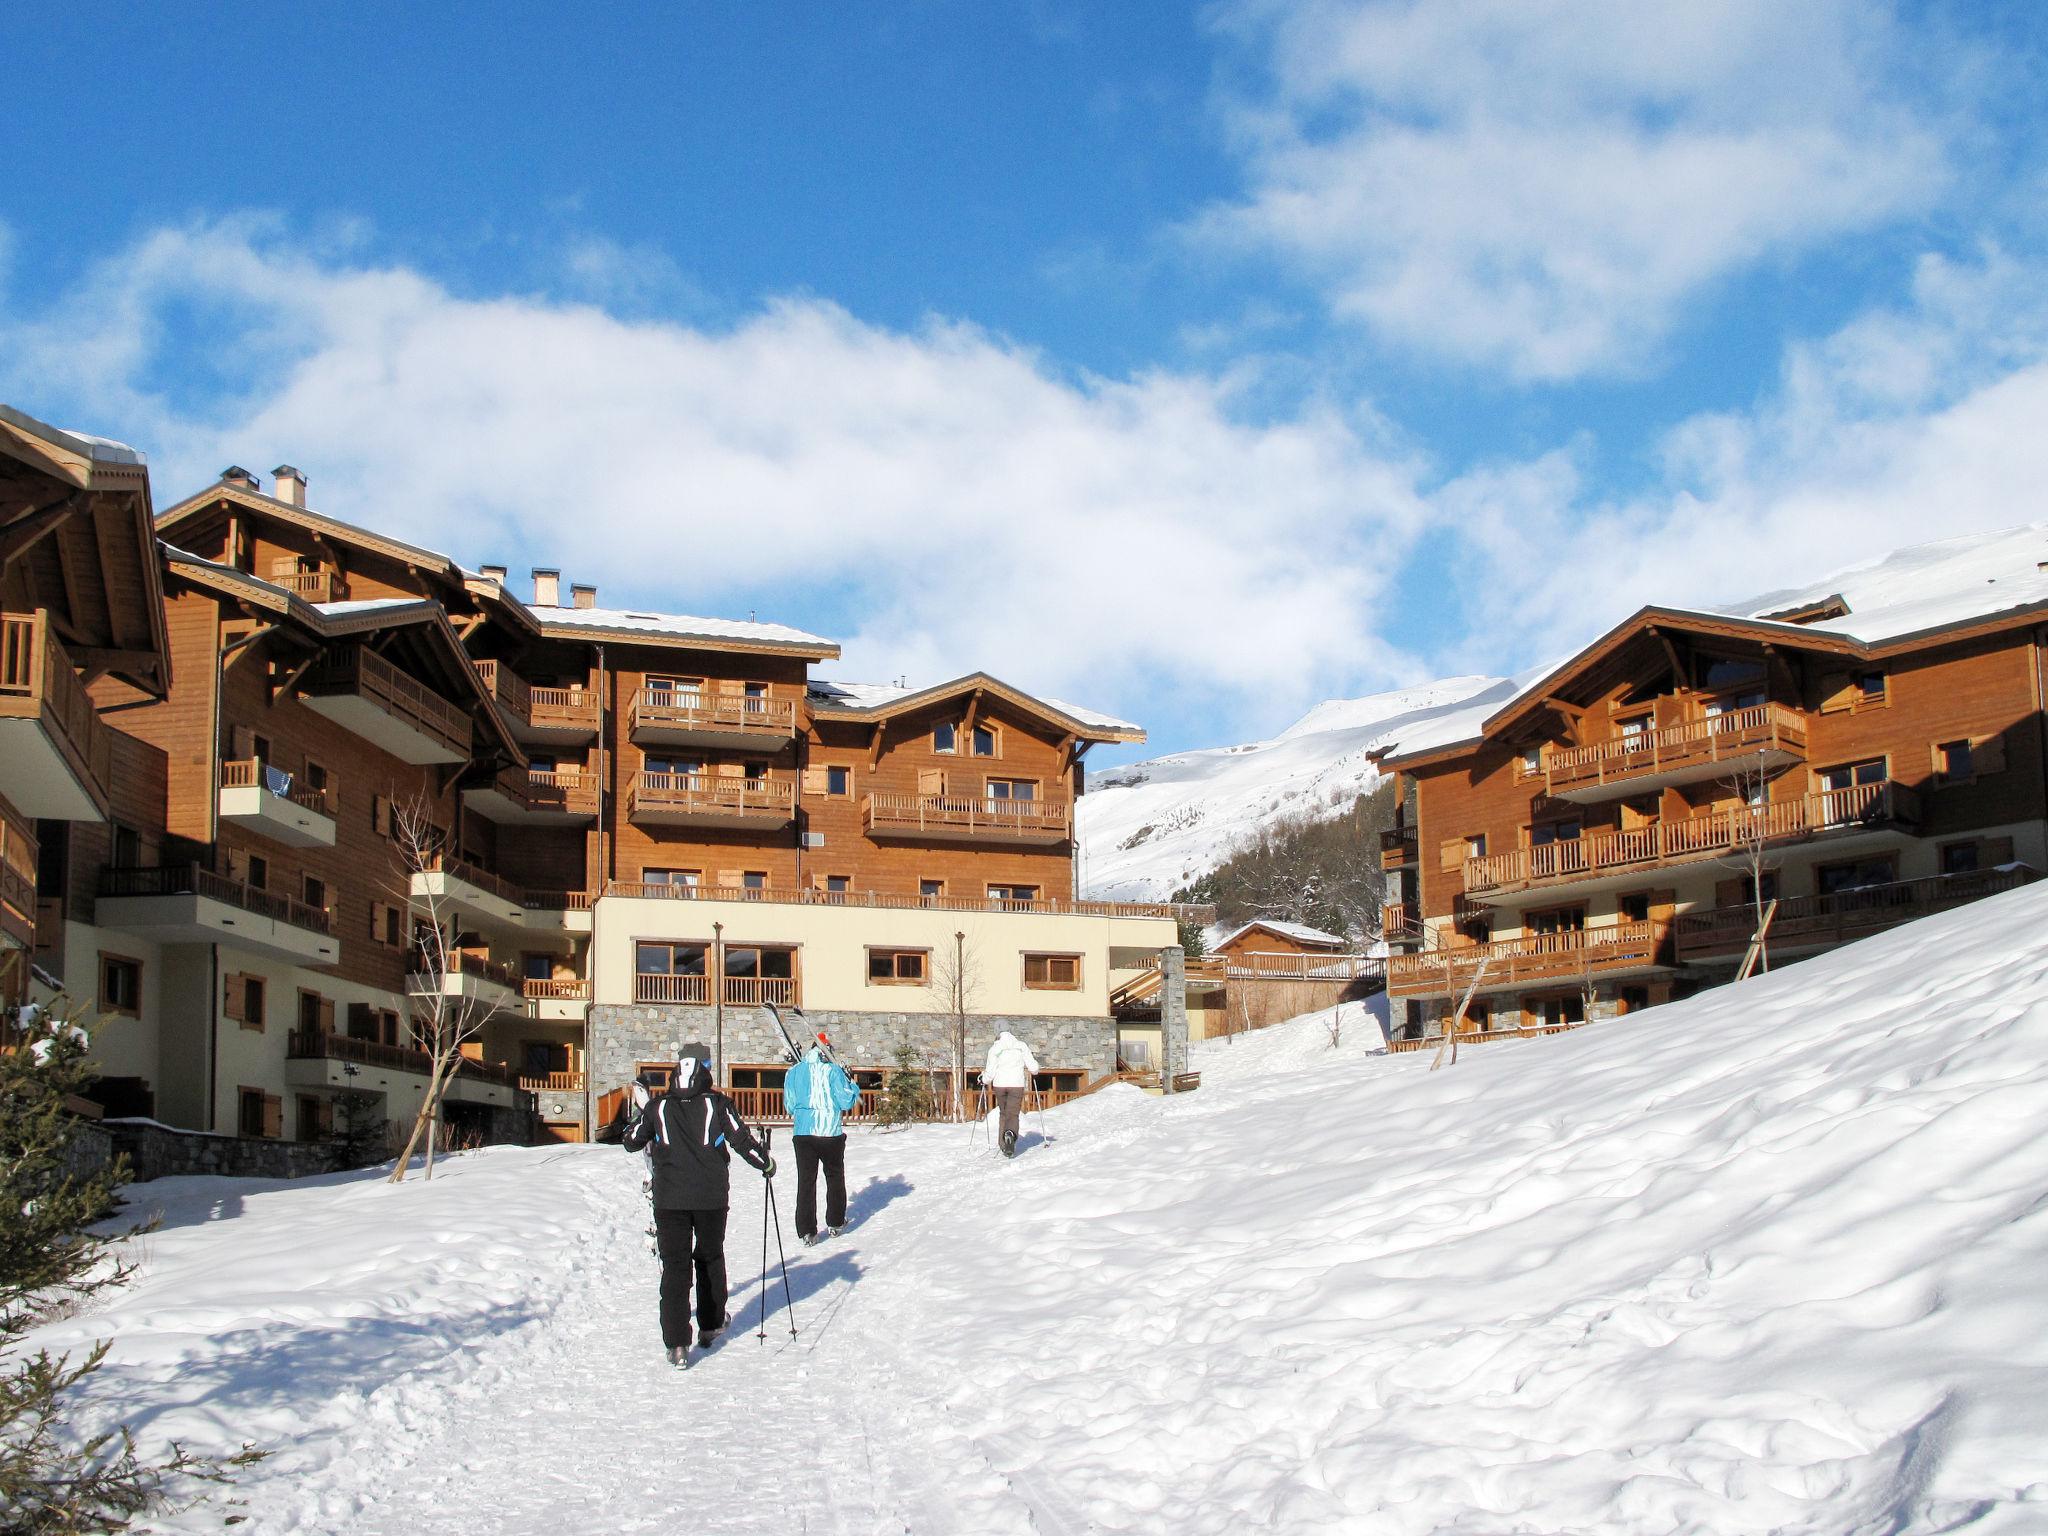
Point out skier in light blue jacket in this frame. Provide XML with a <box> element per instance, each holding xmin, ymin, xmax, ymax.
<box><xmin>784</xmin><ymin>1033</ymin><xmax>861</xmax><ymax>1245</ymax></box>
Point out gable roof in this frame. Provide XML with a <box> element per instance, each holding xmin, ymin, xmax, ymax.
<box><xmin>807</xmin><ymin>673</ymin><xmax>1144</xmax><ymax>744</ymax></box>
<box><xmin>528</xmin><ymin>603</ymin><xmax>838</xmax><ymax>659</ymax></box>
<box><xmin>1211</xmin><ymin>918</ymin><xmax>1348</xmax><ymax>951</ymax></box>
<box><xmin>1376</xmin><ymin>525</ymin><xmax>2048</xmax><ymax>770</ymax></box>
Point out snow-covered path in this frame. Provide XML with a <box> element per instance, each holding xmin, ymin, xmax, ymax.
<box><xmin>44</xmin><ymin>882</ymin><xmax>2048</xmax><ymax>1532</ymax></box>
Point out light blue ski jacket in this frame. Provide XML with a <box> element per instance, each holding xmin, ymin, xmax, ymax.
<box><xmin>784</xmin><ymin>1047</ymin><xmax>860</xmax><ymax>1137</ymax></box>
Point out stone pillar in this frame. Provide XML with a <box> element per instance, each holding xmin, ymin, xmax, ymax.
<box><xmin>1159</xmin><ymin>945</ymin><xmax>1189</xmax><ymax>1091</ymax></box>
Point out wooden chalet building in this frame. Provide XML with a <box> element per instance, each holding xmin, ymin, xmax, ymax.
<box><xmin>13</xmin><ymin>450</ymin><xmax>1179</xmax><ymax>1149</ymax></box>
<box><xmin>1373</xmin><ymin>531</ymin><xmax>2048</xmax><ymax>1045</ymax></box>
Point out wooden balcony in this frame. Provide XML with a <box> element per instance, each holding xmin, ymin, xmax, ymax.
<box><xmin>1382</xmin><ymin>899</ymin><xmax>1421</xmax><ymax>947</ymax></box>
<box><xmin>0</xmin><ymin>796</ymin><xmax>36</xmax><ymax>952</ymax></box>
<box><xmin>287</xmin><ymin>1026</ymin><xmax>520</xmax><ymax>1088</ymax></box>
<box><xmin>412</xmin><ymin>851</ymin><xmax>528</xmax><ymax>933</ymax></box>
<box><xmin>519</xmin><ymin>1069</ymin><xmax>585</xmax><ymax>1094</ymax></box>
<box><xmin>521</xmin><ymin>888</ymin><xmax>595</xmax><ymax>935</ymax></box>
<box><xmin>602</xmin><ymin>879</ymin><xmax>1182</xmax><ymax>921</ymax></box>
<box><xmin>461</xmin><ymin>763</ymin><xmax>600</xmax><ymax>825</ymax></box>
<box><xmin>97</xmin><ymin>863</ymin><xmax>340</xmax><ymax>965</ymax></box>
<box><xmin>1464</xmin><ymin>781</ymin><xmax>1919</xmax><ymax>899</ymax></box>
<box><xmin>632</xmin><ymin>971</ymin><xmax>799</xmax><ymax>1008</ymax></box>
<box><xmin>1387</xmin><ymin>920</ymin><xmax>1672</xmax><ymax>999</ymax></box>
<box><xmin>626</xmin><ymin>771</ymin><xmax>795</xmax><ymax>829</ymax></box>
<box><xmin>1543</xmin><ymin>703</ymin><xmax>1807</xmax><ymax>803</ymax></box>
<box><xmin>273</xmin><ymin>568</ymin><xmax>347</xmax><ymax>602</ymax></box>
<box><xmin>0</xmin><ymin>610</ymin><xmax>112</xmax><ymax>821</ymax></box>
<box><xmin>1675</xmin><ymin>866</ymin><xmax>2037</xmax><ymax>964</ymax></box>
<box><xmin>473</xmin><ymin>659</ymin><xmax>601</xmax><ymax>743</ymax></box>
<box><xmin>523</xmin><ymin>975</ymin><xmax>590</xmax><ymax>1019</ymax></box>
<box><xmin>628</xmin><ymin>688</ymin><xmax>797</xmax><ymax>750</ymax></box>
<box><xmin>407</xmin><ymin>949</ymin><xmax>522</xmax><ymax>1007</ymax></box>
<box><xmin>218</xmin><ymin>758</ymin><xmax>339</xmax><ymax>848</ymax></box>
<box><xmin>299</xmin><ymin>644</ymin><xmax>470</xmax><ymax>765</ymax></box>
<box><xmin>1380</xmin><ymin>826</ymin><xmax>1418</xmax><ymax>871</ymax></box>
<box><xmin>863</xmin><ymin>791</ymin><xmax>1072</xmax><ymax>846</ymax></box>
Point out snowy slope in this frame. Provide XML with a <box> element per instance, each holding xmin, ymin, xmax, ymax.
<box><xmin>1077</xmin><ymin>676</ymin><xmax>1506</xmax><ymax>901</ymax></box>
<box><xmin>46</xmin><ymin>877</ymin><xmax>2048</xmax><ymax>1533</ymax></box>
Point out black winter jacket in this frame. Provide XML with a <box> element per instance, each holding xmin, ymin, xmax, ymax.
<box><xmin>622</xmin><ymin>1077</ymin><xmax>770</xmax><ymax>1210</ymax></box>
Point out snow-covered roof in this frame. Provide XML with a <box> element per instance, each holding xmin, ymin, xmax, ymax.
<box><xmin>530</xmin><ymin>603</ymin><xmax>838</xmax><ymax>655</ymax></box>
<box><xmin>808</xmin><ymin>675</ymin><xmax>1144</xmax><ymax>741</ymax></box>
<box><xmin>316</xmin><ymin>597</ymin><xmax>433</xmax><ymax>617</ymax></box>
<box><xmin>1211</xmin><ymin>918</ymin><xmax>1349</xmax><ymax>951</ymax></box>
<box><xmin>1375</xmin><ymin>525</ymin><xmax>2048</xmax><ymax>767</ymax></box>
<box><xmin>0</xmin><ymin>402</ymin><xmax>147</xmax><ymax>467</ymax></box>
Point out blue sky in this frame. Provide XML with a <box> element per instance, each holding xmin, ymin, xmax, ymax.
<box><xmin>5</xmin><ymin>1</ymin><xmax>2048</xmax><ymax>764</ymax></box>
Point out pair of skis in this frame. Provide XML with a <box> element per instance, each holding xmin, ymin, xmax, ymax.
<box><xmin>765</xmin><ymin>1001</ymin><xmax>834</xmax><ymax>1066</ymax></box>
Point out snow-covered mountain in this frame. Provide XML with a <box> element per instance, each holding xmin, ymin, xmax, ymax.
<box><xmin>1077</xmin><ymin>676</ymin><xmax>1510</xmax><ymax>901</ymax></box>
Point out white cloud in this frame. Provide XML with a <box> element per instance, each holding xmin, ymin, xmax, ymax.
<box><xmin>0</xmin><ymin>219</ymin><xmax>1432</xmax><ymax>739</ymax></box>
<box><xmin>1200</xmin><ymin>0</ymin><xmax>1956</xmax><ymax>380</ymax></box>
<box><xmin>1434</xmin><ymin>248</ymin><xmax>2048</xmax><ymax>667</ymax></box>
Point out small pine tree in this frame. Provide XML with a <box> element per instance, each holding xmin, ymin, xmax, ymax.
<box><xmin>1177</xmin><ymin>915</ymin><xmax>1207</xmax><ymax>958</ymax></box>
<box><xmin>0</xmin><ymin>976</ymin><xmax>260</xmax><ymax>1530</ymax></box>
<box><xmin>329</xmin><ymin>1088</ymin><xmax>389</xmax><ymax>1171</ymax></box>
<box><xmin>876</xmin><ymin>1043</ymin><xmax>936</xmax><ymax>1129</ymax></box>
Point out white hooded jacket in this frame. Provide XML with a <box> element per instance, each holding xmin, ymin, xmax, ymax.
<box><xmin>981</xmin><ymin>1031</ymin><xmax>1041</xmax><ymax>1090</ymax></box>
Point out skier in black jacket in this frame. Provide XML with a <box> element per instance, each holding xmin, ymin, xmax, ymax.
<box><xmin>621</xmin><ymin>1044</ymin><xmax>774</xmax><ymax>1367</ymax></box>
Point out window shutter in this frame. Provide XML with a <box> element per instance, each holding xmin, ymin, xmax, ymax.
<box><xmin>262</xmin><ymin>1094</ymin><xmax>283</xmax><ymax>1139</ymax></box>
<box><xmin>717</xmin><ymin>869</ymin><xmax>742</xmax><ymax>888</ymax></box>
<box><xmin>1438</xmin><ymin>837</ymin><xmax>1465</xmax><ymax>872</ymax></box>
<box><xmin>368</xmin><ymin>901</ymin><xmax>382</xmax><ymax>940</ymax></box>
<box><xmin>918</xmin><ymin>768</ymin><xmax>945</xmax><ymax>796</ymax></box>
<box><xmin>715</xmin><ymin>760</ymin><xmax>743</xmax><ymax>778</ymax></box>
<box><xmin>231</xmin><ymin>724</ymin><xmax>255</xmax><ymax>760</ymax></box>
<box><xmin>317</xmin><ymin>1098</ymin><xmax>335</xmax><ymax>1136</ymax></box>
<box><xmin>1973</xmin><ymin>732</ymin><xmax>2007</xmax><ymax>775</ymax></box>
<box><xmin>1981</xmin><ymin>836</ymin><xmax>2016</xmax><ymax>866</ymax></box>
<box><xmin>801</xmin><ymin>766</ymin><xmax>829</xmax><ymax>795</ymax></box>
<box><xmin>225</xmin><ymin>847</ymin><xmax>249</xmax><ymax>883</ymax></box>
<box><xmin>319</xmin><ymin>997</ymin><xmax>335</xmax><ymax>1032</ymax></box>
<box><xmin>1818</xmin><ymin>672</ymin><xmax>1856</xmax><ymax>713</ymax></box>
<box><xmin>372</xmin><ymin>795</ymin><xmax>390</xmax><ymax>835</ymax></box>
<box><xmin>222</xmin><ymin>974</ymin><xmax>244</xmax><ymax>1021</ymax></box>
<box><xmin>717</xmin><ymin>678</ymin><xmax>744</xmax><ymax>696</ymax></box>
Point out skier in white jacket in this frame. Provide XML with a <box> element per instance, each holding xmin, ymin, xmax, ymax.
<box><xmin>981</xmin><ymin>1030</ymin><xmax>1041</xmax><ymax>1157</ymax></box>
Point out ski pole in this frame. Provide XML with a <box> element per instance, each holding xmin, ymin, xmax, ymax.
<box><xmin>757</xmin><ymin>1126</ymin><xmax>772</xmax><ymax>1344</ymax></box>
<box><xmin>765</xmin><ymin>1155</ymin><xmax>800</xmax><ymax>1339</ymax></box>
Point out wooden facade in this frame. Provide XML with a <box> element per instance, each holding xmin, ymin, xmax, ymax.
<box><xmin>1378</xmin><ymin>604</ymin><xmax>2048</xmax><ymax>1041</ymax></box>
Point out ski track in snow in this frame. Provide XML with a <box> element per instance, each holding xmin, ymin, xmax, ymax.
<box><xmin>40</xmin><ymin>884</ymin><xmax>2048</xmax><ymax>1532</ymax></box>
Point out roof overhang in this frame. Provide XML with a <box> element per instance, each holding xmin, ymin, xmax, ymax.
<box><xmin>809</xmin><ymin>672</ymin><xmax>1145</xmax><ymax>744</ymax></box>
<box><xmin>157</xmin><ymin>481</ymin><xmax>466</xmax><ymax>583</ymax></box>
<box><xmin>532</xmin><ymin>616</ymin><xmax>839</xmax><ymax>660</ymax></box>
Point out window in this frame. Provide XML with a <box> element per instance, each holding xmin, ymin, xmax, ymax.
<box><xmin>1704</xmin><ymin>690</ymin><xmax>1765</xmax><ymax>719</ymax></box>
<box><xmin>238</xmin><ymin>975</ymin><xmax>266</xmax><ymax>1030</ymax></box>
<box><xmin>1856</xmin><ymin>670</ymin><xmax>1887</xmax><ymax>702</ymax></box>
<box><xmin>743</xmin><ymin>761</ymin><xmax>769</xmax><ymax>786</ymax></box>
<box><xmin>1518</xmin><ymin>745</ymin><xmax>1543</xmax><ymax>776</ymax></box>
<box><xmin>1620</xmin><ymin>985</ymin><xmax>1651</xmax><ymax>1015</ymax></box>
<box><xmin>1700</xmin><ymin>657</ymin><xmax>1764</xmax><ymax>690</ymax></box>
<box><xmin>522</xmin><ymin>952</ymin><xmax>555</xmax><ymax>981</ymax></box>
<box><xmin>1532</xmin><ymin>994</ymin><xmax>1586</xmax><ymax>1029</ymax></box>
<box><xmin>245</xmin><ymin>854</ymin><xmax>269</xmax><ymax>891</ymax></box>
<box><xmin>826</xmin><ymin>765</ymin><xmax>851</xmax><ymax>796</ymax></box>
<box><xmin>523</xmin><ymin>1039</ymin><xmax>571</xmax><ymax>1076</ymax></box>
<box><xmin>1530</xmin><ymin>818</ymin><xmax>1581</xmax><ymax>846</ymax></box>
<box><xmin>297</xmin><ymin>989</ymin><xmax>326</xmax><ymax>1032</ymax></box>
<box><xmin>919</xmin><ymin>879</ymin><xmax>946</xmax><ymax>901</ymax></box>
<box><xmin>824</xmin><ymin>874</ymin><xmax>851</xmax><ymax>893</ymax></box>
<box><xmin>111</xmin><ymin>822</ymin><xmax>142</xmax><ymax>868</ymax></box>
<box><xmin>933</xmin><ymin>722</ymin><xmax>957</xmax><ymax>754</ymax></box>
<box><xmin>1023</xmin><ymin>952</ymin><xmax>1082</xmax><ymax>990</ymax></box>
<box><xmin>1526</xmin><ymin>906</ymin><xmax>1585</xmax><ymax>936</ymax></box>
<box><xmin>1617</xmin><ymin>714</ymin><xmax>1650</xmax><ymax>740</ymax></box>
<box><xmin>1465</xmin><ymin>833</ymin><xmax>1488</xmax><ymax>860</ymax></box>
<box><xmin>1940</xmin><ymin>841</ymin><xmax>1980</xmax><ymax>875</ymax></box>
<box><xmin>645</xmin><ymin>755</ymin><xmax>704</xmax><ymax>778</ymax></box>
<box><xmin>636</xmin><ymin>941</ymin><xmax>709</xmax><ymax>1003</ymax></box>
<box><xmin>238</xmin><ymin>1088</ymin><xmax>268</xmax><ymax>1138</ymax></box>
<box><xmin>302</xmin><ymin>874</ymin><xmax>327</xmax><ymax>911</ymax></box>
<box><xmin>1817</xmin><ymin>855</ymin><xmax>1897</xmax><ymax>896</ymax></box>
<box><xmin>988</xmin><ymin>884</ymin><xmax>1040</xmax><ymax>905</ymax></box>
<box><xmin>644</xmin><ymin>868</ymin><xmax>701</xmax><ymax>888</ymax></box>
<box><xmin>1937</xmin><ymin>740</ymin><xmax>1974</xmax><ymax>784</ymax></box>
<box><xmin>741</xmin><ymin>871</ymin><xmax>767</xmax><ymax>890</ymax></box>
<box><xmin>867</xmin><ymin>948</ymin><xmax>929</xmax><ymax>985</ymax></box>
<box><xmin>1618</xmin><ymin>892</ymin><xmax>1651</xmax><ymax>923</ymax></box>
<box><xmin>304</xmin><ymin>758</ymin><xmax>330</xmax><ymax>794</ymax></box>
<box><xmin>986</xmin><ymin>778</ymin><xmax>1036</xmax><ymax>802</ymax></box>
<box><xmin>723</xmin><ymin>943</ymin><xmax>798</xmax><ymax>1004</ymax></box>
<box><xmin>1819</xmin><ymin>758</ymin><xmax>1886</xmax><ymax>791</ymax></box>
<box><xmin>251</xmin><ymin>732</ymin><xmax>273</xmax><ymax>766</ymax></box>
<box><xmin>100</xmin><ymin>954</ymin><xmax>141</xmax><ymax>1015</ymax></box>
<box><xmin>647</xmin><ymin>675</ymin><xmax>704</xmax><ymax>703</ymax></box>
<box><xmin>971</xmin><ymin>724</ymin><xmax>997</xmax><ymax>757</ymax></box>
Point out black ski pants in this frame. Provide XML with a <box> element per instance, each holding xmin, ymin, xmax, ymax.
<box><xmin>653</xmin><ymin>1206</ymin><xmax>729</xmax><ymax>1348</ymax></box>
<box><xmin>994</xmin><ymin>1087</ymin><xmax>1027</xmax><ymax>1143</ymax></box>
<box><xmin>792</xmin><ymin>1133</ymin><xmax>847</xmax><ymax>1238</ymax></box>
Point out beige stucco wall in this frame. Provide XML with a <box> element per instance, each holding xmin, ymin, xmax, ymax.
<box><xmin>591</xmin><ymin>895</ymin><xmax>1177</xmax><ymax>1018</ymax></box>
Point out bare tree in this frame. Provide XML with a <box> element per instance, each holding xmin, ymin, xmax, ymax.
<box><xmin>388</xmin><ymin>794</ymin><xmax>505</xmax><ymax>1181</ymax></box>
<box><xmin>1711</xmin><ymin>748</ymin><xmax>1780</xmax><ymax>977</ymax></box>
<box><xmin>926</xmin><ymin>930</ymin><xmax>984</xmax><ymax>1119</ymax></box>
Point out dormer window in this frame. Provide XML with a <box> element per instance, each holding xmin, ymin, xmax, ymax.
<box><xmin>971</xmin><ymin>725</ymin><xmax>997</xmax><ymax>757</ymax></box>
<box><xmin>933</xmin><ymin>722</ymin><xmax>957</xmax><ymax>754</ymax></box>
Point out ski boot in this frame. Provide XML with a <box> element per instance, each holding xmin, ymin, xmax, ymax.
<box><xmin>698</xmin><ymin>1314</ymin><xmax>728</xmax><ymax>1350</ymax></box>
<box><xmin>1000</xmin><ymin>1129</ymin><xmax>1017</xmax><ymax>1157</ymax></box>
<box><xmin>666</xmin><ymin>1345</ymin><xmax>689</xmax><ymax>1370</ymax></box>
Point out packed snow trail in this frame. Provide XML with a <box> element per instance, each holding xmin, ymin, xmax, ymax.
<box><xmin>46</xmin><ymin>879</ymin><xmax>2048</xmax><ymax>1531</ymax></box>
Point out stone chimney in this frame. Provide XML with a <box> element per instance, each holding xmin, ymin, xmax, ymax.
<box><xmin>480</xmin><ymin>564</ymin><xmax>508</xmax><ymax>585</ymax></box>
<box><xmin>532</xmin><ymin>568</ymin><xmax>560</xmax><ymax>607</ymax></box>
<box><xmin>272</xmin><ymin>465</ymin><xmax>307</xmax><ymax>507</ymax></box>
<box><xmin>571</xmin><ymin>583</ymin><xmax>597</xmax><ymax>609</ymax></box>
<box><xmin>221</xmin><ymin>465</ymin><xmax>259</xmax><ymax>491</ymax></box>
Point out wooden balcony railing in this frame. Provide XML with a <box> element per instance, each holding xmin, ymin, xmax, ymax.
<box><xmin>519</xmin><ymin>1070</ymin><xmax>585</xmax><ymax>1094</ymax></box>
<box><xmin>628</xmin><ymin>771</ymin><xmax>794</xmax><ymax>821</ymax></box>
<box><xmin>1388</xmin><ymin>920</ymin><xmax>1669</xmax><ymax>997</ymax></box>
<box><xmin>0</xmin><ymin>610</ymin><xmax>111</xmax><ymax>813</ymax></box>
<box><xmin>99</xmin><ymin>863</ymin><xmax>335</xmax><ymax>936</ymax></box>
<box><xmin>273</xmin><ymin>568</ymin><xmax>346</xmax><ymax>602</ymax></box>
<box><xmin>863</xmin><ymin>792</ymin><xmax>1072</xmax><ymax>841</ymax></box>
<box><xmin>523</xmin><ymin>977</ymin><xmax>590</xmax><ymax>1001</ymax></box>
<box><xmin>408</xmin><ymin>949</ymin><xmax>520</xmax><ymax>990</ymax></box>
<box><xmin>1382</xmin><ymin>899</ymin><xmax>1421</xmax><ymax>939</ymax></box>
<box><xmin>0</xmin><ymin>797</ymin><xmax>36</xmax><ymax>951</ymax></box>
<box><xmin>303</xmin><ymin>644</ymin><xmax>469</xmax><ymax>758</ymax></box>
<box><xmin>1545</xmin><ymin>703</ymin><xmax>1807</xmax><ymax>796</ymax></box>
<box><xmin>522</xmin><ymin>888</ymin><xmax>595</xmax><ymax>912</ymax></box>
<box><xmin>419</xmin><ymin>850</ymin><xmax>523</xmax><ymax>906</ymax></box>
<box><xmin>629</xmin><ymin>688</ymin><xmax>796</xmax><ymax>740</ymax></box>
<box><xmin>602</xmin><ymin>879</ymin><xmax>1183</xmax><ymax>921</ymax></box>
<box><xmin>220</xmin><ymin>757</ymin><xmax>338</xmax><ymax>817</ymax></box>
<box><xmin>1674</xmin><ymin>865</ymin><xmax>2037</xmax><ymax>961</ymax></box>
<box><xmin>473</xmin><ymin>659</ymin><xmax>602</xmax><ymax>735</ymax></box>
<box><xmin>1380</xmin><ymin>827</ymin><xmax>1418</xmax><ymax>870</ymax></box>
<box><xmin>287</xmin><ymin>1026</ymin><xmax>519</xmax><ymax>1087</ymax></box>
<box><xmin>482</xmin><ymin>763</ymin><xmax>599</xmax><ymax>818</ymax></box>
<box><xmin>632</xmin><ymin>972</ymin><xmax>799</xmax><ymax>1007</ymax></box>
<box><xmin>1465</xmin><ymin>782</ymin><xmax>1918</xmax><ymax>895</ymax></box>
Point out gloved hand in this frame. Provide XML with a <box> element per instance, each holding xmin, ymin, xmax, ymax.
<box><xmin>630</xmin><ymin>1082</ymin><xmax>651</xmax><ymax>1112</ymax></box>
<box><xmin>761</xmin><ymin>1157</ymin><xmax>777</xmax><ymax>1179</ymax></box>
